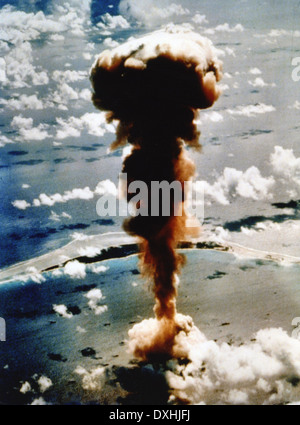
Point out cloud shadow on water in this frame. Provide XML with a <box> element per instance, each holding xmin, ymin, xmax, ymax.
<box><xmin>223</xmin><ymin>210</ymin><xmax>300</xmax><ymax>232</ymax></box>
<box><xmin>111</xmin><ymin>363</ymin><xmax>171</xmax><ymax>405</ymax></box>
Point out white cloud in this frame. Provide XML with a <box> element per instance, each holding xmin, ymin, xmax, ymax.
<box><xmin>33</xmin><ymin>193</ymin><xmax>63</xmax><ymax>207</ymax></box>
<box><xmin>248</xmin><ymin>77</ymin><xmax>267</xmax><ymax>87</ymax></box>
<box><xmin>30</xmin><ymin>397</ymin><xmax>49</xmax><ymax>405</ymax></box>
<box><xmin>201</xmin><ymin>111</ymin><xmax>224</xmax><ymax>122</ymax></box>
<box><xmin>103</xmin><ymin>37</ymin><xmax>120</xmax><ymax>49</ymax></box>
<box><xmin>32</xmin><ymin>70</ymin><xmax>49</xmax><ymax>86</ymax></box>
<box><xmin>215</xmin><ymin>23</ymin><xmax>244</xmax><ymax>32</ymax></box>
<box><xmin>49</xmin><ymin>71</ymin><xmax>90</xmax><ymax>107</ymax></box>
<box><xmin>85</xmin><ymin>288</ymin><xmax>108</xmax><ymax>315</ymax></box>
<box><xmin>249</xmin><ymin>67</ymin><xmax>262</xmax><ymax>75</ymax></box>
<box><xmin>206</xmin><ymin>23</ymin><xmax>244</xmax><ymax>35</ymax></box>
<box><xmin>71</xmin><ymin>232</ymin><xmax>89</xmax><ymax>241</ymax></box>
<box><xmin>11</xmin><ymin>114</ymin><xmax>49</xmax><ymax>141</ymax></box>
<box><xmin>202</xmin><ymin>226</ymin><xmax>230</xmax><ymax>244</ymax></box>
<box><xmin>119</xmin><ymin>0</ymin><xmax>189</xmax><ymax>26</ymax></box>
<box><xmin>4</xmin><ymin>41</ymin><xmax>49</xmax><ymax>89</ymax></box>
<box><xmin>235</xmin><ymin>167</ymin><xmax>275</xmax><ymax>199</ymax></box>
<box><xmin>94</xmin><ymin>179</ymin><xmax>118</xmax><ymax>197</ymax></box>
<box><xmin>51</xmin><ymin>269</ymin><xmax>63</xmax><ymax>277</ymax></box>
<box><xmin>79</xmin><ymin>88</ymin><xmax>92</xmax><ymax>101</ymax></box>
<box><xmin>21</xmin><ymin>126</ymin><xmax>49</xmax><ymax>141</ymax></box>
<box><xmin>268</xmin><ymin>29</ymin><xmax>289</xmax><ymax>37</ymax></box>
<box><xmin>0</xmin><ymin>0</ymin><xmax>95</xmax><ymax>91</ymax></box>
<box><xmin>122</xmin><ymin>145</ymin><xmax>133</xmax><ymax>159</ymax></box>
<box><xmin>0</xmin><ymin>57</ymin><xmax>6</xmax><ymax>82</ymax></box>
<box><xmin>49</xmin><ymin>34</ymin><xmax>65</xmax><ymax>42</ymax></box>
<box><xmin>289</xmin><ymin>100</ymin><xmax>300</xmax><ymax>110</ymax></box>
<box><xmin>64</xmin><ymin>187</ymin><xmax>94</xmax><ymax>201</ymax></box>
<box><xmin>37</xmin><ymin>376</ymin><xmax>52</xmax><ymax>393</ymax></box>
<box><xmin>55</xmin><ymin>118</ymin><xmax>81</xmax><ymax>139</ymax></box>
<box><xmin>0</xmin><ymin>2</ymin><xmax>93</xmax><ymax>47</ymax></box>
<box><xmin>55</xmin><ymin>112</ymin><xmax>115</xmax><ymax>139</ymax></box>
<box><xmin>20</xmin><ymin>381</ymin><xmax>31</xmax><ymax>394</ymax></box>
<box><xmin>61</xmin><ymin>211</ymin><xmax>71</xmax><ymax>219</ymax></box>
<box><xmin>12</xmin><ymin>200</ymin><xmax>31</xmax><ymax>210</ymax></box>
<box><xmin>83</xmin><ymin>52</ymin><xmax>92</xmax><ymax>60</ymax></box>
<box><xmin>224</xmin><ymin>47</ymin><xmax>235</xmax><ymax>57</ymax></box>
<box><xmin>64</xmin><ymin>260</ymin><xmax>86</xmax><ymax>279</ymax></box>
<box><xmin>53</xmin><ymin>304</ymin><xmax>73</xmax><ymax>319</ymax></box>
<box><xmin>52</xmin><ymin>70</ymin><xmax>87</xmax><ymax>83</ymax></box>
<box><xmin>97</xmin><ymin>13</ymin><xmax>130</xmax><ymax>30</ymax></box>
<box><xmin>11</xmin><ymin>115</ymin><xmax>33</xmax><ymax>130</ymax></box>
<box><xmin>86</xmin><ymin>42</ymin><xmax>95</xmax><ymax>51</ymax></box>
<box><xmin>219</xmin><ymin>83</ymin><xmax>229</xmax><ymax>91</ymax></box>
<box><xmin>227</xmin><ymin>389</ymin><xmax>249</xmax><ymax>405</ymax></box>
<box><xmin>55</xmin><ymin>1</ymin><xmax>90</xmax><ymax>36</ymax></box>
<box><xmin>16</xmin><ymin>267</ymin><xmax>46</xmax><ymax>284</ymax></box>
<box><xmin>130</xmin><ymin>315</ymin><xmax>300</xmax><ymax>404</ymax></box>
<box><xmin>52</xmin><ymin>82</ymin><xmax>79</xmax><ymax>105</ymax></box>
<box><xmin>33</xmin><ymin>186</ymin><xmax>94</xmax><ymax>207</ymax></box>
<box><xmin>90</xmin><ymin>264</ymin><xmax>108</xmax><ymax>274</ymax></box>
<box><xmin>0</xmin><ymin>134</ymin><xmax>14</xmax><ymax>147</ymax></box>
<box><xmin>197</xmin><ymin>166</ymin><xmax>275</xmax><ymax>205</ymax></box>
<box><xmin>240</xmin><ymin>220</ymin><xmax>300</xmax><ymax>248</ymax></box>
<box><xmin>49</xmin><ymin>210</ymin><xmax>72</xmax><ymax>221</ymax></box>
<box><xmin>75</xmin><ymin>365</ymin><xmax>105</xmax><ymax>390</ymax></box>
<box><xmin>248</xmin><ymin>77</ymin><xmax>276</xmax><ymax>88</ymax></box>
<box><xmin>0</xmin><ymin>7</ymin><xmax>66</xmax><ymax>45</ymax></box>
<box><xmin>270</xmin><ymin>145</ymin><xmax>300</xmax><ymax>186</ymax></box>
<box><xmin>3</xmin><ymin>94</ymin><xmax>44</xmax><ymax>110</ymax></box>
<box><xmin>0</xmin><ymin>40</ymin><xmax>9</xmax><ymax>52</ymax></box>
<box><xmin>191</xmin><ymin>14</ymin><xmax>208</xmax><ymax>25</ymax></box>
<box><xmin>49</xmin><ymin>211</ymin><xmax>59</xmax><ymax>221</ymax></box>
<box><xmin>77</xmin><ymin>246</ymin><xmax>101</xmax><ymax>258</ymax></box>
<box><xmin>227</xmin><ymin>103</ymin><xmax>276</xmax><ymax>117</ymax></box>
<box><xmin>223</xmin><ymin>72</ymin><xmax>232</xmax><ymax>79</ymax></box>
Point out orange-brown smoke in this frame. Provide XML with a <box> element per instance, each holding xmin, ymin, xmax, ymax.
<box><xmin>90</xmin><ymin>27</ymin><xmax>222</xmax><ymax>360</ymax></box>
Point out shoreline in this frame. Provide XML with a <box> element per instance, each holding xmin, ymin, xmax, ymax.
<box><xmin>0</xmin><ymin>232</ymin><xmax>299</xmax><ymax>285</ymax></box>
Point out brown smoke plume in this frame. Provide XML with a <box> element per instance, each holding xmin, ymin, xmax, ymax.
<box><xmin>90</xmin><ymin>27</ymin><xmax>222</xmax><ymax>361</ymax></box>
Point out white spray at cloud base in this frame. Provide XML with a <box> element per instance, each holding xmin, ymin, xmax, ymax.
<box><xmin>65</xmin><ymin>304</ymin><xmax>299</xmax><ymax>405</ymax></box>
<box><xmin>128</xmin><ymin>315</ymin><xmax>300</xmax><ymax>404</ymax></box>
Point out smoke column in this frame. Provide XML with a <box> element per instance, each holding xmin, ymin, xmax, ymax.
<box><xmin>90</xmin><ymin>26</ymin><xmax>222</xmax><ymax>361</ymax></box>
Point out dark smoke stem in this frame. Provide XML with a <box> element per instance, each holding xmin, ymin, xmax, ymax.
<box><xmin>90</xmin><ymin>28</ymin><xmax>222</xmax><ymax>358</ymax></box>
